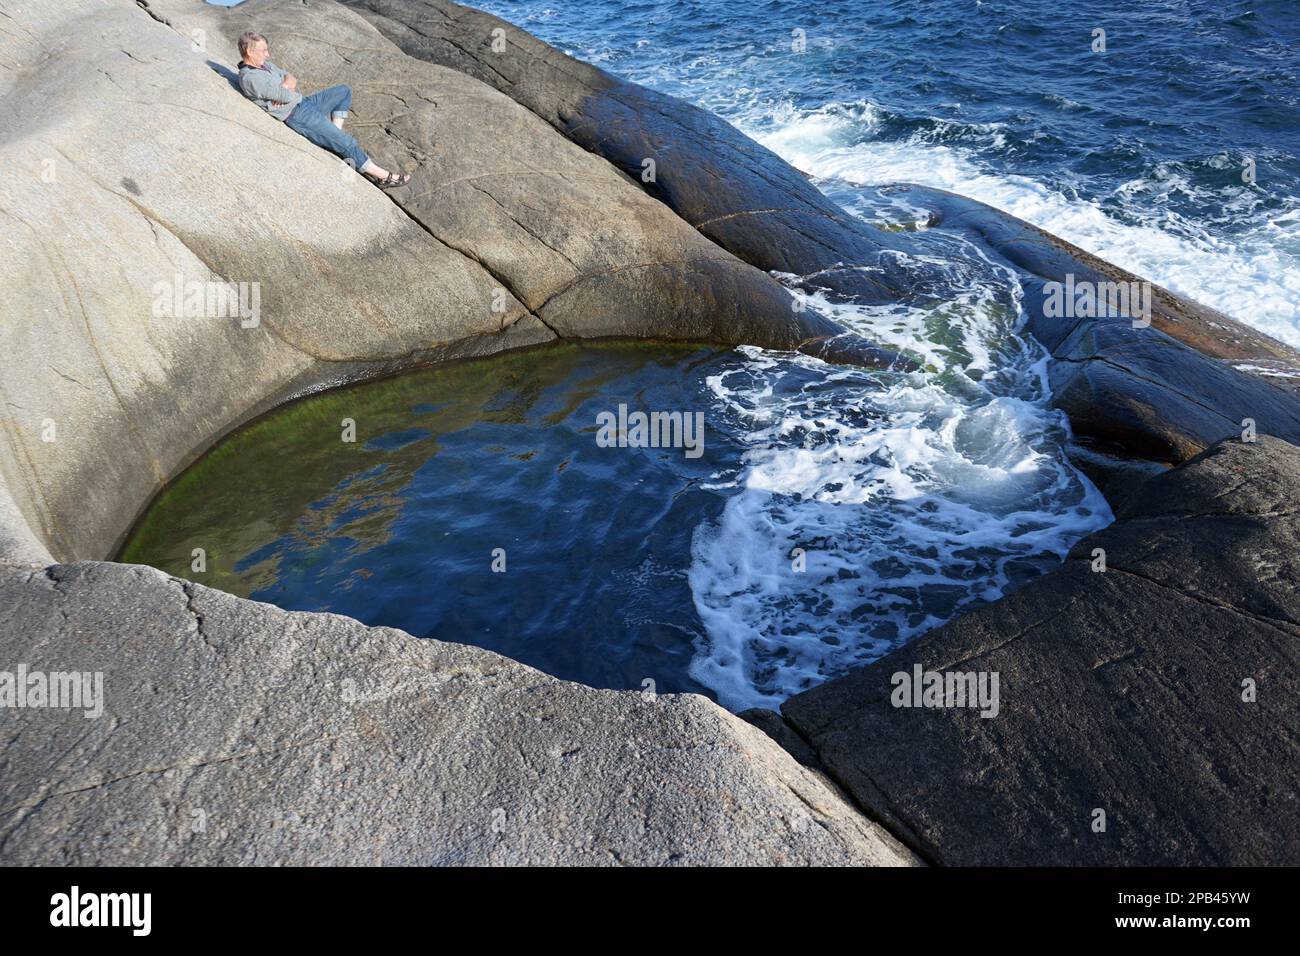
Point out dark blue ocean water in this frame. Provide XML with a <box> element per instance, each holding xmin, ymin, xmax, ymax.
<box><xmin>482</xmin><ymin>0</ymin><xmax>1300</xmax><ymax>344</ymax></box>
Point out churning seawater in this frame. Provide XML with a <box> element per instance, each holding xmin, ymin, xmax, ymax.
<box><xmin>127</xmin><ymin>0</ymin><xmax>1298</xmax><ymax>710</ymax></box>
<box><xmin>480</xmin><ymin>0</ymin><xmax>1300</xmax><ymax>346</ymax></box>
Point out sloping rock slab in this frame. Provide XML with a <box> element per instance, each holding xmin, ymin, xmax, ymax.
<box><xmin>0</xmin><ymin>560</ymin><xmax>917</xmax><ymax>866</ymax></box>
<box><xmin>782</xmin><ymin>437</ymin><xmax>1300</xmax><ymax>866</ymax></box>
<box><xmin>1047</xmin><ymin>320</ymin><xmax>1300</xmax><ymax>464</ymax></box>
<box><xmin>337</xmin><ymin>0</ymin><xmax>912</xmax><ymax>302</ymax></box>
<box><xmin>0</xmin><ymin>0</ymin><xmax>547</xmax><ymax>563</ymax></box>
<box><xmin>0</xmin><ymin>0</ymin><xmax>897</xmax><ymax>565</ymax></box>
<box><xmin>146</xmin><ymin>0</ymin><xmax>891</xmax><ymax>362</ymax></box>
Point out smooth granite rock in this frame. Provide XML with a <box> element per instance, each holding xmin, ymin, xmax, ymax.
<box><xmin>0</xmin><ymin>560</ymin><xmax>917</xmax><ymax>866</ymax></box>
<box><xmin>338</xmin><ymin>0</ymin><xmax>913</xmax><ymax>302</ymax></box>
<box><xmin>145</xmin><ymin>0</ymin><xmax>868</xmax><ymax>348</ymax></box>
<box><xmin>1</xmin><ymin>0</ymin><xmax>540</xmax><ymax>564</ymax></box>
<box><xmin>782</xmin><ymin>437</ymin><xmax>1300</xmax><ymax>866</ymax></box>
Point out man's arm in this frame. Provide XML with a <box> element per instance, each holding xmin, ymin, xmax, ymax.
<box><xmin>266</xmin><ymin>61</ymin><xmax>298</xmax><ymax>95</ymax></box>
<box><xmin>240</xmin><ymin>69</ymin><xmax>302</xmax><ymax>109</ymax></box>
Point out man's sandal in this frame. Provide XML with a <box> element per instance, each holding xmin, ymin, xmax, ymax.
<box><xmin>370</xmin><ymin>170</ymin><xmax>412</xmax><ymax>189</ymax></box>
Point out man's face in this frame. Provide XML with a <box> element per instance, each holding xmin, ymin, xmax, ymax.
<box><xmin>245</xmin><ymin>39</ymin><xmax>269</xmax><ymax>67</ymax></box>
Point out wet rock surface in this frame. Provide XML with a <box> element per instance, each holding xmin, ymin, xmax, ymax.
<box><xmin>783</xmin><ymin>437</ymin><xmax>1300</xmax><ymax>866</ymax></box>
<box><xmin>906</xmin><ymin>185</ymin><xmax>1300</xmax><ymax>464</ymax></box>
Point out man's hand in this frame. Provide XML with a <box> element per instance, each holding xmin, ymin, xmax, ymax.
<box><xmin>283</xmin><ymin>74</ymin><xmax>298</xmax><ymax>92</ymax></box>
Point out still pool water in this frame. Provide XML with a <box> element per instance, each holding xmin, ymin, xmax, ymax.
<box><xmin>121</xmin><ymin>334</ymin><xmax>1109</xmax><ymax>712</ymax></box>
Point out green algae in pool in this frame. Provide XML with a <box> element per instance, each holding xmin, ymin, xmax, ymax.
<box><xmin>121</xmin><ymin>343</ymin><xmax>738</xmax><ymax>699</ymax></box>
<box><xmin>120</xmin><ymin>340</ymin><xmax>1110</xmax><ymax>710</ymax></box>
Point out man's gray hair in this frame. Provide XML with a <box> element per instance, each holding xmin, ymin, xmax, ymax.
<box><xmin>237</xmin><ymin>31</ymin><xmax>266</xmax><ymax>58</ymax></box>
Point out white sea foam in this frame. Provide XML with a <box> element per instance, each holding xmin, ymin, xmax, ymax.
<box><xmin>689</xmin><ymin>261</ymin><xmax>1112</xmax><ymax>710</ymax></box>
<box><xmin>689</xmin><ymin>93</ymin><xmax>1297</xmax><ymax>710</ymax></box>
<box><xmin>747</xmin><ymin>100</ymin><xmax>1300</xmax><ymax>347</ymax></box>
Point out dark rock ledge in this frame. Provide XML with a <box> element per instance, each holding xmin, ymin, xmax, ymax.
<box><xmin>782</xmin><ymin>437</ymin><xmax>1300</xmax><ymax>866</ymax></box>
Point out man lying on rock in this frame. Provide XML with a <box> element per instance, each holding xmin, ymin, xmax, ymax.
<box><xmin>236</xmin><ymin>31</ymin><xmax>412</xmax><ymax>189</ymax></box>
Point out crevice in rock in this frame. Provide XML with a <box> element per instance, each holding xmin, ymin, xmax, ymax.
<box><xmin>692</xmin><ymin>206</ymin><xmax>836</xmax><ymax>230</ymax></box>
<box><xmin>465</xmin><ymin>180</ymin><xmax>583</xmax><ymax>276</ymax></box>
<box><xmin>1076</xmin><ymin>560</ymin><xmax>1300</xmax><ymax>638</ymax></box>
<box><xmin>133</xmin><ymin>0</ymin><xmax>169</xmax><ymax>27</ymax></box>
<box><xmin>173</xmin><ymin>577</ymin><xmax>220</xmax><ymax>655</ymax></box>
<box><xmin>393</xmin><ymin>203</ymin><xmax>561</xmax><ymax>338</ymax></box>
<box><xmin>0</xmin><ymin>735</ymin><xmax>342</xmax><ymax>818</ymax></box>
<box><xmin>771</xmin><ymin>709</ymin><xmax>940</xmax><ymax>866</ymax></box>
<box><xmin>931</xmin><ymin>597</ymin><xmax>1084</xmax><ymax>672</ymax></box>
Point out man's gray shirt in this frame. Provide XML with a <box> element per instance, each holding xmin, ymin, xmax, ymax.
<box><xmin>237</xmin><ymin>60</ymin><xmax>302</xmax><ymax>122</ymax></box>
